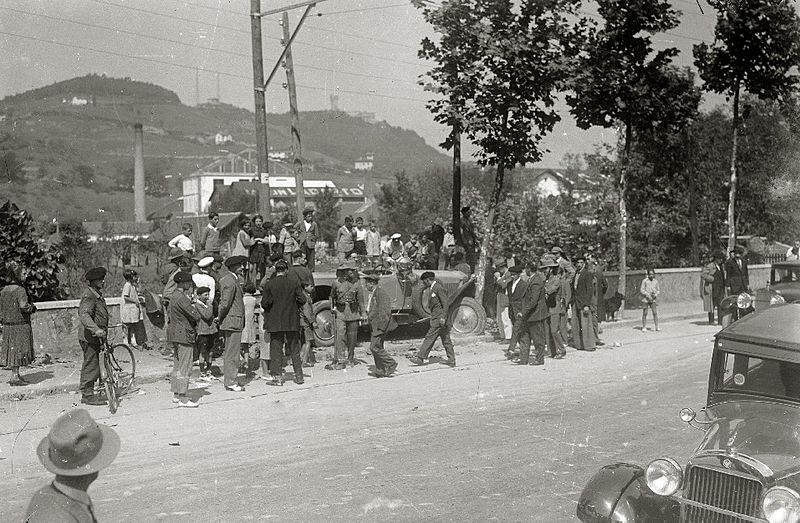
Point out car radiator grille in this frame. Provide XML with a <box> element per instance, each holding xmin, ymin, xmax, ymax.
<box><xmin>682</xmin><ymin>465</ymin><xmax>763</xmax><ymax>522</ymax></box>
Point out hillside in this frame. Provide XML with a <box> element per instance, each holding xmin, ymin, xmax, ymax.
<box><xmin>0</xmin><ymin>75</ymin><xmax>449</xmax><ymax>221</ymax></box>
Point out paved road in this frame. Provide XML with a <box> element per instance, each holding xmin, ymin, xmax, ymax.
<box><xmin>0</xmin><ymin>320</ymin><xmax>719</xmax><ymax>521</ymax></box>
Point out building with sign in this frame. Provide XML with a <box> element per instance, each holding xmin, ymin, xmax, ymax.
<box><xmin>182</xmin><ymin>149</ymin><xmax>372</xmax><ymax>216</ymax></box>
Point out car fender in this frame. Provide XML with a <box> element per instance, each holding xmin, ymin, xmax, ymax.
<box><xmin>446</xmin><ymin>275</ymin><xmax>477</xmax><ymax>311</ymax></box>
<box><xmin>577</xmin><ymin>463</ymin><xmax>679</xmax><ymax>523</ymax></box>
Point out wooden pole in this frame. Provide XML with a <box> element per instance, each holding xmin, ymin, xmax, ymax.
<box><xmin>250</xmin><ymin>0</ymin><xmax>271</xmax><ymax>216</ymax></box>
<box><xmin>282</xmin><ymin>12</ymin><xmax>305</xmax><ymax>215</ymax></box>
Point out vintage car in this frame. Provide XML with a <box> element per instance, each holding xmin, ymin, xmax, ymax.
<box><xmin>577</xmin><ymin>303</ymin><xmax>800</xmax><ymax>523</ymax></box>
<box><xmin>309</xmin><ymin>267</ymin><xmax>486</xmax><ymax>346</ymax></box>
<box><xmin>721</xmin><ymin>259</ymin><xmax>800</xmax><ymax>323</ymax></box>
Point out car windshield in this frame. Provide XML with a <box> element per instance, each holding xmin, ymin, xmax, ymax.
<box><xmin>772</xmin><ymin>266</ymin><xmax>798</xmax><ymax>284</ymax></box>
<box><xmin>716</xmin><ymin>351</ymin><xmax>800</xmax><ymax>400</ymax></box>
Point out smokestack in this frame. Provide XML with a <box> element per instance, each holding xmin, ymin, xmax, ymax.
<box><xmin>134</xmin><ymin>123</ymin><xmax>146</xmax><ymax>223</ymax></box>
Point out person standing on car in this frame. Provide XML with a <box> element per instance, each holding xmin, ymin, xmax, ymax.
<box><xmin>354</xmin><ymin>217</ymin><xmax>368</xmax><ymax>256</ymax></box>
<box><xmin>701</xmin><ymin>252</ymin><xmax>726</xmax><ymax>326</ymax></box>
<box><xmin>725</xmin><ymin>246</ymin><xmax>750</xmax><ymax>295</ymax></box>
<box><xmin>217</xmin><ymin>255</ymin><xmax>247</xmax><ymax>392</ymax></box>
<box><xmin>364</xmin><ymin>272</ymin><xmax>398</xmax><ymax>377</ymax></box>
<box><xmin>410</xmin><ymin>271</ymin><xmax>456</xmax><ymax>367</ymax></box>
<box><xmin>336</xmin><ymin>216</ymin><xmax>356</xmax><ymax>261</ymax></box>
<box><xmin>198</xmin><ymin>212</ymin><xmax>221</xmax><ymax>255</ymax></box>
<box><xmin>77</xmin><ymin>267</ymin><xmax>109</xmax><ymax>406</ymax></box>
<box><xmin>296</xmin><ymin>208</ymin><xmax>319</xmax><ymax>271</ymax></box>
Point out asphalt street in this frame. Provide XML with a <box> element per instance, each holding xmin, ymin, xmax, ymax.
<box><xmin>0</xmin><ymin>319</ymin><xmax>719</xmax><ymax>522</ymax></box>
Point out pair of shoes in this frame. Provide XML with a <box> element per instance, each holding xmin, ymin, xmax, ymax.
<box><xmin>179</xmin><ymin>399</ymin><xmax>199</xmax><ymax>408</ymax></box>
<box><xmin>325</xmin><ymin>362</ymin><xmax>347</xmax><ymax>370</ymax></box>
<box><xmin>385</xmin><ymin>362</ymin><xmax>398</xmax><ymax>376</ymax></box>
<box><xmin>81</xmin><ymin>395</ymin><xmax>107</xmax><ymax>406</ymax></box>
<box><xmin>553</xmin><ymin>354</ymin><xmax>565</xmax><ymax>359</ymax></box>
<box><xmin>409</xmin><ymin>356</ymin><xmax>426</xmax><ymax>366</ymax></box>
<box><xmin>295</xmin><ymin>377</ymin><xmax>305</xmax><ymax>385</ymax></box>
<box><xmin>302</xmin><ymin>362</ymin><xmax>315</xmax><ymax>368</ymax></box>
<box><xmin>596</xmin><ymin>340</ymin><xmax>606</xmax><ymax>346</ymax></box>
<box><xmin>654</xmin><ymin>327</ymin><xmax>661</xmax><ymax>332</ymax></box>
<box><xmin>225</xmin><ymin>384</ymin><xmax>245</xmax><ymax>392</ymax></box>
<box><xmin>441</xmin><ymin>360</ymin><xmax>456</xmax><ymax>368</ymax></box>
<box><xmin>530</xmin><ymin>360</ymin><xmax>545</xmax><ymax>366</ymax></box>
<box><xmin>269</xmin><ymin>376</ymin><xmax>284</xmax><ymax>387</ymax></box>
<box><xmin>641</xmin><ymin>327</ymin><xmax>648</xmax><ymax>332</ymax></box>
<box><xmin>8</xmin><ymin>377</ymin><xmax>28</xmax><ymax>387</ymax></box>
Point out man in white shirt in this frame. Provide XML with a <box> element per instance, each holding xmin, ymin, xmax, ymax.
<box><xmin>354</xmin><ymin>217</ymin><xmax>368</xmax><ymax>255</ymax></box>
<box><xmin>168</xmin><ymin>223</ymin><xmax>194</xmax><ymax>254</ymax></box>
<box><xmin>787</xmin><ymin>241</ymin><xmax>800</xmax><ymax>261</ymax></box>
<box><xmin>193</xmin><ymin>257</ymin><xmax>216</xmax><ymax>302</ymax></box>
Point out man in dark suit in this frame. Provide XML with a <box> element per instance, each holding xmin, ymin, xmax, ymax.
<box><xmin>287</xmin><ymin>250</ymin><xmax>315</xmax><ymax>288</ymax></box>
<box><xmin>78</xmin><ymin>267</ymin><xmax>109</xmax><ymax>406</ymax></box>
<box><xmin>410</xmin><ymin>271</ymin><xmax>456</xmax><ymax>367</ymax></box>
<box><xmin>506</xmin><ymin>264</ymin><xmax>527</xmax><ymax>357</ymax></box>
<box><xmin>217</xmin><ymin>255</ymin><xmax>247</xmax><ymax>392</ymax></box>
<box><xmin>295</xmin><ymin>208</ymin><xmax>320</xmax><ymax>271</ymax></box>
<box><xmin>262</xmin><ymin>260</ymin><xmax>306</xmax><ymax>386</ymax></box>
<box><xmin>701</xmin><ymin>251</ymin><xmax>727</xmax><ymax>325</ymax></box>
<box><xmin>365</xmin><ymin>272</ymin><xmax>398</xmax><ymax>377</ymax></box>
<box><xmin>166</xmin><ymin>271</ymin><xmax>202</xmax><ymax>408</ymax></box>
<box><xmin>725</xmin><ymin>246</ymin><xmax>750</xmax><ymax>295</ymax></box>
<box><xmin>571</xmin><ymin>256</ymin><xmax>596</xmax><ymax>351</ymax></box>
<box><xmin>513</xmin><ymin>262</ymin><xmax>548</xmax><ymax>366</ymax></box>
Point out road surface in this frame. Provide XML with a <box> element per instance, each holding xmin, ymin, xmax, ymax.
<box><xmin>0</xmin><ymin>319</ymin><xmax>718</xmax><ymax>521</ymax></box>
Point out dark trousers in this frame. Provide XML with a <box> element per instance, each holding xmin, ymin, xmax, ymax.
<box><xmin>79</xmin><ymin>339</ymin><xmax>101</xmax><ymax>397</ymax></box>
<box><xmin>302</xmin><ymin>245</ymin><xmax>316</xmax><ymax>272</ymax></box>
<box><xmin>416</xmin><ymin>318</ymin><xmax>455</xmax><ymax>362</ymax></box>
<box><xmin>221</xmin><ymin>330</ymin><xmax>242</xmax><ymax>387</ymax></box>
<box><xmin>370</xmin><ymin>331</ymin><xmax>397</xmax><ymax>374</ymax></box>
<box><xmin>269</xmin><ymin>331</ymin><xmax>302</xmax><ymax>378</ymax></box>
<box><xmin>546</xmin><ymin>314</ymin><xmax>567</xmax><ymax>356</ymax></box>
<box><xmin>195</xmin><ymin>333</ymin><xmax>216</xmax><ymax>370</ymax></box>
<box><xmin>170</xmin><ymin>342</ymin><xmax>193</xmax><ymax>395</ymax></box>
<box><xmin>518</xmin><ymin>320</ymin><xmax>546</xmax><ymax>364</ymax></box>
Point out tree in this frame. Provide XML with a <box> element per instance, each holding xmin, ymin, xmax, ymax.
<box><xmin>314</xmin><ymin>187</ymin><xmax>339</xmax><ymax>247</ymax></box>
<box><xmin>0</xmin><ymin>201</ymin><xmax>64</xmax><ymax>300</ymax></box>
<box><xmin>567</xmin><ymin>0</ymin><xmax>694</xmax><ymax>312</ymax></box>
<box><xmin>694</xmin><ymin>0</ymin><xmax>800</xmax><ymax>253</ymax></box>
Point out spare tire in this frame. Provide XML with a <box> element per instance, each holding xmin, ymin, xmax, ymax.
<box><xmin>312</xmin><ymin>300</ymin><xmax>335</xmax><ymax>347</ymax></box>
<box><xmin>411</xmin><ymin>284</ymin><xmax>432</xmax><ymax>318</ymax></box>
<box><xmin>448</xmin><ymin>296</ymin><xmax>486</xmax><ymax>337</ymax></box>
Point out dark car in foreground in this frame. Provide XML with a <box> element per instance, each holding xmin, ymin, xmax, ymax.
<box><xmin>578</xmin><ymin>303</ymin><xmax>800</xmax><ymax>523</ymax></box>
<box><xmin>721</xmin><ymin>259</ymin><xmax>800</xmax><ymax>323</ymax></box>
<box><xmin>310</xmin><ymin>268</ymin><xmax>486</xmax><ymax>346</ymax></box>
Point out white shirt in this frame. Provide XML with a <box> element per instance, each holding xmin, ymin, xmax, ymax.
<box><xmin>787</xmin><ymin>246</ymin><xmax>799</xmax><ymax>261</ymax></box>
<box><xmin>192</xmin><ymin>272</ymin><xmax>215</xmax><ymax>298</ymax></box>
<box><xmin>304</xmin><ymin>220</ymin><xmax>312</xmax><ymax>231</ymax></box>
<box><xmin>355</xmin><ymin>226</ymin><xmax>368</xmax><ymax>241</ymax></box>
<box><xmin>511</xmin><ymin>276</ymin><xmax>521</xmax><ymax>295</ymax></box>
<box><xmin>168</xmin><ymin>234</ymin><xmax>194</xmax><ymax>252</ymax></box>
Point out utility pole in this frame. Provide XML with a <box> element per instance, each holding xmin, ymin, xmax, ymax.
<box><xmin>282</xmin><ymin>12</ymin><xmax>305</xmax><ymax>215</ymax></box>
<box><xmin>250</xmin><ymin>0</ymin><xmax>270</xmax><ymax>216</ymax></box>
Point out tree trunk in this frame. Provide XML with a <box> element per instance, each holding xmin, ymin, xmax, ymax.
<box><xmin>475</xmin><ymin>156</ymin><xmax>505</xmax><ymax>303</ymax></box>
<box><xmin>688</xmin><ymin>126</ymin><xmax>700</xmax><ymax>266</ymax></box>
<box><xmin>452</xmin><ymin>127</ymin><xmax>463</xmax><ymax>245</ymax></box>
<box><xmin>727</xmin><ymin>79</ymin><xmax>741</xmax><ymax>255</ymax></box>
<box><xmin>617</xmin><ymin>122</ymin><xmax>631</xmax><ymax>318</ymax></box>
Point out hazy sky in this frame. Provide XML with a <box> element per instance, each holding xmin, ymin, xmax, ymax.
<box><xmin>1</xmin><ymin>0</ymin><xmax>730</xmax><ymax>167</ymax></box>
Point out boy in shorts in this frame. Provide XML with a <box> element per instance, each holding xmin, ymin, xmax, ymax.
<box><xmin>299</xmin><ymin>282</ymin><xmax>317</xmax><ymax>367</ymax></box>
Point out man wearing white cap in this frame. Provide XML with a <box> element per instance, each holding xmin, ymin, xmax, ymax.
<box><xmin>382</xmin><ymin>233</ymin><xmax>406</xmax><ymax>265</ymax></box>
<box><xmin>192</xmin><ymin>257</ymin><xmax>216</xmax><ymax>301</ymax></box>
<box><xmin>26</xmin><ymin>408</ymin><xmax>120</xmax><ymax>522</ymax></box>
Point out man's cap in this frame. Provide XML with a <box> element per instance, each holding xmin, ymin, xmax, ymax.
<box><xmin>269</xmin><ymin>253</ymin><xmax>284</xmax><ymax>263</ymax></box>
<box><xmin>84</xmin><ymin>267</ymin><xmax>107</xmax><ymax>281</ymax></box>
<box><xmin>390</xmin><ymin>233</ymin><xmax>402</xmax><ymax>239</ymax></box>
<box><xmin>508</xmin><ymin>265</ymin><xmax>524</xmax><ymax>274</ymax></box>
<box><xmin>551</xmin><ymin>246</ymin><xmax>563</xmax><ymax>254</ymax></box>
<box><xmin>460</xmin><ymin>206</ymin><xmax>471</xmax><ymax>214</ymax></box>
<box><xmin>539</xmin><ymin>256</ymin><xmax>559</xmax><ymax>269</ymax></box>
<box><xmin>420</xmin><ymin>271</ymin><xmax>436</xmax><ymax>281</ymax></box>
<box><xmin>168</xmin><ymin>247</ymin><xmax>187</xmax><ymax>261</ymax></box>
<box><xmin>173</xmin><ymin>271</ymin><xmax>193</xmax><ymax>284</ymax></box>
<box><xmin>495</xmin><ymin>260</ymin><xmax>507</xmax><ymax>269</ymax></box>
<box><xmin>224</xmin><ymin>255</ymin><xmax>248</xmax><ymax>269</ymax></box>
<box><xmin>302</xmin><ymin>207</ymin><xmax>315</xmax><ymax>216</ymax></box>
<box><xmin>363</xmin><ymin>271</ymin><xmax>380</xmax><ymax>282</ymax></box>
<box><xmin>197</xmin><ymin>256</ymin><xmax>214</xmax><ymax>268</ymax></box>
<box><xmin>283</xmin><ymin>222</ymin><xmax>293</xmax><ymax>227</ymax></box>
<box><xmin>195</xmin><ymin>286</ymin><xmax>210</xmax><ymax>295</ymax></box>
<box><xmin>37</xmin><ymin>409</ymin><xmax>120</xmax><ymax>477</ymax></box>
<box><xmin>274</xmin><ymin>260</ymin><xmax>288</xmax><ymax>272</ymax></box>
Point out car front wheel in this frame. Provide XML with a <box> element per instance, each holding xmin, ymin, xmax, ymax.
<box><xmin>448</xmin><ymin>297</ymin><xmax>486</xmax><ymax>337</ymax></box>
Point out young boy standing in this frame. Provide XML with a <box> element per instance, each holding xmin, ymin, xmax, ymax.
<box><xmin>299</xmin><ymin>282</ymin><xmax>317</xmax><ymax>367</ymax></box>
<box><xmin>640</xmin><ymin>269</ymin><xmax>660</xmax><ymax>332</ymax></box>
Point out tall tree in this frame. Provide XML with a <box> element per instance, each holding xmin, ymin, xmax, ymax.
<box><xmin>694</xmin><ymin>0</ymin><xmax>800</xmax><ymax>253</ymax></box>
<box><xmin>567</xmin><ymin>0</ymin><xmax>688</xmax><ymax>312</ymax></box>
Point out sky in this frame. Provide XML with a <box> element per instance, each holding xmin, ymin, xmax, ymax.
<box><xmin>1</xmin><ymin>0</ymin><xmax>732</xmax><ymax>168</ymax></box>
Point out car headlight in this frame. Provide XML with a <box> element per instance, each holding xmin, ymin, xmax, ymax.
<box><xmin>737</xmin><ymin>292</ymin><xmax>753</xmax><ymax>309</ymax></box>
<box><xmin>771</xmin><ymin>294</ymin><xmax>786</xmax><ymax>306</ymax></box>
<box><xmin>763</xmin><ymin>486</ymin><xmax>800</xmax><ymax>523</ymax></box>
<box><xmin>645</xmin><ymin>458</ymin><xmax>682</xmax><ymax>496</ymax></box>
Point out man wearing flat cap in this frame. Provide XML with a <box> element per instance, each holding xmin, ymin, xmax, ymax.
<box><xmin>329</xmin><ymin>260</ymin><xmax>363</xmax><ymax>368</ymax></box>
<box><xmin>551</xmin><ymin>247</ymin><xmax>575</xmax><ymax>342</ymax></box>
<box><xmin>571</xmin><ymin>256</ymin><xmax>596</xmax><ymax>351</ymax></box>
<box><xmin>77</xmin><ymin>267</ymin><xmax>109</xmax><ymax>406</ymax></box>
<box><xmin>167</xmin><ymin>271</ymin><xmax>204</xmax><ymax>407</ymax></box>
<box><xmin>541</xmin><ymin>256</ymin><xmax>567</xmax><ymax>359</ymax></box>
<box><xmin>217</xmin><ymin>255</ymin><xmax>247</xmax><ymax>392</ymax></box>
<box><xmin>410</xmin><ymin>271</ymin><xmax>456</xmax><ymax>367</ymax></box>
<box><xmin>161</xmin><ymin>248</ymin><xmax>192</xmax><ymax>315</ymax></box>
<box><xmin>295</xmin><ymin>208</ymin><xmax>319</xmax><ymax>272</ymax></box>
<box><xmin>364</xmin><ymin>272</ymin><xmax>398</xmax><ymax>377</ymax></box>
<box><xmin>26</xmin><ymin>408</ymin><xmax>120</xmax><ymax>522</ymax></box>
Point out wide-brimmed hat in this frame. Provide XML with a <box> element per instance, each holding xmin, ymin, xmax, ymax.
<box><xmin>84</xmin><ymin>267</ymin><xmax>107</xmax><ymax>281</ymax></box>
<box><xmin>36</xmin><ymin>409</ymin><xmax>120</xmax><ymax>477</ymax></box>
<box><xmin>224</xmin><ymin>255</ymin><xmax>248</xmax><ymax>269</ymax></box>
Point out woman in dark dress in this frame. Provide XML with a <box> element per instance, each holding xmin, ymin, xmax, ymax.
<box><xmin>0</xmin><ymin>261</ymin><xmax>36</xmax><ymax>386</ymax></box>
<box><xmin>249</xmin><ymin>214</ymin><xmax>270</xmax><ymax>284</ymax></box>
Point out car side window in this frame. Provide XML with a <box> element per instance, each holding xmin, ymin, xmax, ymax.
<box><xmin>721</xmin><ymin>352</ymin><xmax>800</xmax><ymax>400</ymax></box>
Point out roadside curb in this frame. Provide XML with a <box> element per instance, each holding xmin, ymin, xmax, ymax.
<box><xmin>602</xmin><ymin>311</ymin><xmax>708</xmax><ymax>331</ymax></box>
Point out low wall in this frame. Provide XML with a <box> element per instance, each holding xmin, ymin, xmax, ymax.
<box><xmin>602</xmin><ymin>264</ymin><xmax>770</xmax><ymax>309</ymax></box>
<box><xmin>16</xmin><ymin>264</ymin><xmax>772</xmax><ymax>358</ymax></box>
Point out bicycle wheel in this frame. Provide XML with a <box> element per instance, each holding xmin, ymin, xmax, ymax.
<box><xmin>108</xmin><ymin>343</ymin><xmax>136</xmax><ymax>395</ymax></box>
<box><xmin>102</xmin><ymin>357</ymin><xmax>118</xmax><ymax>414</ymax></box>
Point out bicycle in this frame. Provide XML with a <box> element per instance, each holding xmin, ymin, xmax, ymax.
<box><xmin>98</xmin><ymin>324</ymin><xmax>137</xmax><ymax>414</ymax></box>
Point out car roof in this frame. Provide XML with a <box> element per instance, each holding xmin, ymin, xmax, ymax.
<box><xmin>716</xmin><ymin>303</ymin><xmax>800</xmax><ymax>358</ymax></box>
